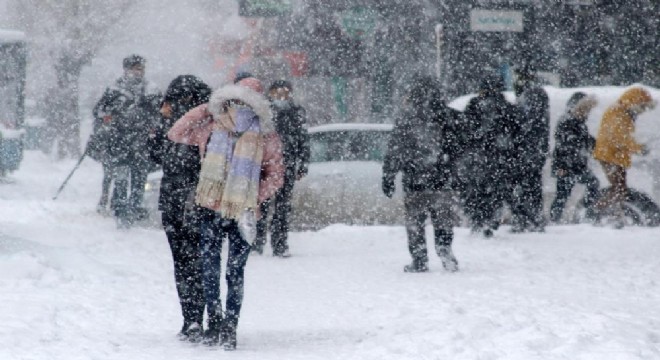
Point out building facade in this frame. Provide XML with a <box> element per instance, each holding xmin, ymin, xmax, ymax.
<box><xmin>239</xmin><ymin>0</ymin><xmax>658</xmax><ymax>122</ymax></box>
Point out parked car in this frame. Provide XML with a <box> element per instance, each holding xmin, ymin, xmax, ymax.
<box><xmin>141</xmin><ymin>123</ymin><xmax>404</xmax><ymax>230</ymax></box>
<box><xmin>289</xmin><ymin>123</ymin><xmax>404</xmax><ymax>230</ymax></box>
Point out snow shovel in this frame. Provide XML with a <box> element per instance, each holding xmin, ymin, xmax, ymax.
<box><xmin>52</xmin><ymin>152</ymin><xmax>87</xmax><ymax>200</ymax></box>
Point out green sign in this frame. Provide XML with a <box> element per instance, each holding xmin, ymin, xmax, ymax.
<box><xmin>340</xmin><ymin>7</ymin><xmax>376</xmax><ymax>39</ymax></box>
<box><xmin>239</xmin><ymin>0</ymin><xmax>292</xmax><ymax>17</ymax></box>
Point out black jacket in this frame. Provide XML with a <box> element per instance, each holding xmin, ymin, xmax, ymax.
<box><xmin>456</xmin><ymin>92</ymin><xmax>521</xmax><ymax>188</ymax></box>
<box><xmin>383</xmin><ymin>103</ymin><xmax>465</xmax><ymax>193</ymax></box>
<box><xmin>271</xmin><ymin>102</ymin><xmax>310</xmax><ymax>179</ymax></box>
<box><xmin>148</xmin><ymin>76</ymin><xmax>211</xmax><ymax>212</ymax></box>
<box><xmin>551</xmin><ymin>113</ymin><xmax>595</xmax><ymax>177</ymax></box>
<box><xmin>516</xmin><ymin>85</ymin><xmax>550</xmax><ymax>169</ymax></box>
<box><xmin>463</xmin><ymin>92</ymin><xmax>520</xmax><ymax>160</ymax></box>
<box><xmin>149</xmin><ymin>115</ymin><xmax>202</xmax><ymax>212</ymax></box>
<box><xmin>91</xmin><ymin>76</ymin><xmax>160</xmax><ymax>168</ymax></box>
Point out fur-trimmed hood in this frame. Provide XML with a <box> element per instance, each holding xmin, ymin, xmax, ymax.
<box><xmin>208</xmin><ymin>84</ymin><xmax>274</xmax><ymax>133</ymax></box>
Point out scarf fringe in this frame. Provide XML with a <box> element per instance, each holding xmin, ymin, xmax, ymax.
<box><xmin>195</xmin><ymin>178</ymin><xmax>254</xmax><ymax>220</ymax></box>
<box><xmin>195</xmin><ymin>121</ymin><xmax>263</xmax><ymax>220</ymax></box>
<box><xmin>195</xmin><ymin>177</ymin><xmax>225</xmax><ymax>209</ymax></box>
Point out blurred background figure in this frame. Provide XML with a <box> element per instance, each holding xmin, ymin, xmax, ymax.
<box><xmin>511</xmin><ymin>65</ymin><xmax>550</xmax><ymax>233</ymax></box>
<box><xmin>593</xmin><ymin>87</ymin><xmax>656</xmax><ymax>228</ymax></box>
<box><xmin>92</xmin><ymin>54</ymin><xmax>160</xmax><ymax>227</ymax></box>
<box><xmin>254</xmin><ymin>79</ymin><xmax>310</xmax><ymax>257</ymax></box>
<box><xmin>549</xmin><ymin>92</ymin><xmax>600</xmax><ymax>223</ymax></box>
<box><xmin>382</xmin><ymin>75</ymin><xmax>462</xmax><ymax>273</ymax></box>
<box><xmin>460</xmin><ymin>73</ymin><xmax>520</xmax><ymax>238</ymax></box>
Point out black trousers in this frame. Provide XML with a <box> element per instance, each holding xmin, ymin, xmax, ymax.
<box><xmin>460</xmin><ymin>157</ymin><xmax>514</xmax><ymax>231</ymax></box>
<box><xmin>198</xmin><ymin>209</ymin><xmax>251</xmax><ymax>328</ymax></box>
<box><xmin>112</xmin><ymin>164</ymin><xmax>148</xmax><ymax>219</ymax></box>
<box><xmin>511</xmin><ymin>166</ymin><xmax>545</xmax><ymax>230</ymax></box>
<box><xmin>162</xmin><ymin>205</ymin><xmax>205</xmax><ymax>326</ymax></box>
<box><xmin>404</xmin><ymin>190</ymin><xmax>455</xmax><ymax>264</ymax></box>
<box><xmin>99</xmin><ymin>163</ymin><xmax>114</xmax><ymax>206</ymax></box>
<box><xmin>462</xmin><ymin>179</ymin><xmax>513</xmax><ymax>230</ymax></box>
<box><xmin>255</xmin><ymin>173</ymin><xmax>294</xmax><ymax>255</ymax></box>
<box><xmin>549</xmin><ymin>171</ymin><xmax>600</xmax><ymax>222</ymax></box>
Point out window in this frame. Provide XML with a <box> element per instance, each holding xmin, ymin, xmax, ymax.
<box><xmin>310</xmin><ymin>130</ymin><xmax>390</xmax><ymax>163</ymax></box>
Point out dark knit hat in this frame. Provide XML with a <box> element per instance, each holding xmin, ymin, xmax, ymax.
<box><xmin>479</xmin><ymin>73</ymin><xmax>505</xmax><ymax>93</ymax></box>
<box><xmin>566</xmin><ymin>91</ymin><xmax>587</xmax><ymax>109</ymax></box>
<box><xmin>163</xmin><ymin>75</ymin><xmax>211</xmax><ymax>107</ymax></box>
<box><xmin>269</xmin><ymin>79</ymin><xmax>293</xmax><ymax>92</ymax></box>
<box><xmin>123</xmin><ymin>54</ymin><xmax>146</xmax><ymax>69</ymax></box>
<box><xmin>407</xmin><ymin>74</ymin><xmax>443</xmax><ymax>106</ymax></box>
<box><xmin>515</xmin><ymin>64</ymin><xmax>537</xmax><ymax>80</ymax></box>
<box><xmin>233</xmin><ymin>71</ymin><xmax>254</xmax><ymax>84</ymax></box>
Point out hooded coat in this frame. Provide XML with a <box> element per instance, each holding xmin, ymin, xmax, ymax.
<box><xmin>593</xmin><ymin>87</ymin><xmax>653</xmax><ymax>168</ymax></box>
<box><xmin>515</xmin><ymin>84</ymin><xmax>550</xmax><ymax>169</ymax></box>
<box><xmin>167</xmin><ymin>84</ymin><xmax>284</xmax><ymax>204</ymax></box>
<box><xmin>551</xmin><ymin>98</ymin><xmax>597</xmax><ymax>177</ymax></box>
<box><xmin>149</xmin><ymin>75</ymin><xmax>212</xmax><ymax>212</ymax></box>
<box><xmin>92</xmin><ymin>76</ymin><xmax>160</xmax><ymax>168</ymax></box>
<box><xmin>383</xmin><ymin>77</ymin><xmax>464</xmax><ymax>193</ymax></box>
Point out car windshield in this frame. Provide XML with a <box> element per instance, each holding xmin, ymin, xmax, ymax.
<box><xmin>310</xmin><ymin>130</ymin><xmax>390</xmax><ymax>163</ymax></box>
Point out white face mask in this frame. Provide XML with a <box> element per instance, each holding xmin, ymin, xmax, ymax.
<box><xmin>272</xmin><ymin>99</ymin><xmax>291</xmax><ymax>110</ymax></box>
<box><xmin>125</xmin><ymin>68</ymin><xmax>144</xmax><ymax>81</ymax></box>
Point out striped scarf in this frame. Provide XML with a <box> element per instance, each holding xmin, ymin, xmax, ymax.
<box><xmin>195</xmin><ymin>106</ymin><xmax>264</xmax><ymax>220</ymax></box>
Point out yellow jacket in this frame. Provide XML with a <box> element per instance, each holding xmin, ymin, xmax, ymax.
<box><xmin>593</xmin><ymin>87</ymin><xmax>652</xmax><ymax>168</ymax></box>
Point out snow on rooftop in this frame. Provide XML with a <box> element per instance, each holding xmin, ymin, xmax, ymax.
<box><xmin>309</xmin><ymin>123</ymin><xmax>393</xmax><ymax>133</ymax></box>
<box><xmin>0</xmin><ymin>29</ymin><xmax>26</xmax><ymax>42</ymax></box>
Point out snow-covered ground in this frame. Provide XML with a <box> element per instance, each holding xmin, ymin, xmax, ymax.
<box><xmin>2</xmin><ymin>147</ymin><xmax>660</xmax><ymax>359</ymax></box>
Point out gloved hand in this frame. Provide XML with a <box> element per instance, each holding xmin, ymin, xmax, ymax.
<box><xmin>296</xmin><ymin>167</ymin><xmax>308</xmax><ymax>181</ymax></box>
<box><xmin>641</xmin><ymin>144</ymin><xmax>651</xmax><ymax>156</ymax></box>
<box><xmin>382</xmin><ymin>177</ymin><xmax>395</xmax><ymax>198</ymax></box>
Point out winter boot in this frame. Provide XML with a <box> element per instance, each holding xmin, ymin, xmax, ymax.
<box><xmin>436</xmin><ymin>245</ymin><xmax>459</xmax><ymax>272</ymax></box>
<box><xmin>585</xmin><ymin>206</ymin><xmax>600</xmax><ymax>223</ymax></box>
<box><xmin>133</xmin><ymin>207</ymin><xmax>149</xmax><ymax>222</ymax></box>
<box><xmin>221</xmin><ymin>319</ymin><xmax>238</xmax><ymax>351</ymax></box>
<box><xmin>251</xmin><ymin>243</ymin><xmax>264</xmax><ymax>255</ymax></box>
<box><xmin>274</xmin><ymin>248</ymin><xmax>291</xmax><ymax>258</ymax></box>
<box><xmin>202</xmin><ymin>313</ymin><xmax>223</xmax><ymax>346</ymax></box>
<box><xmin>435</xmin><ymin>229</ymin><xmax>459</xmax><ymax>272</ymax></box>
<box><xmin>177</xmin><ymin>321</ymin><xmax>191</xmax><ymax>340</ymax></box>
<box><xmin>613</xmin><ymin>203</ymin><xmax>626</xmax><ymax>229</ymax></box>
<box><xmin>97</xmin><ymin>198</ymin><xmax>111</xmax><ymax>216</ymax></box>
<box><xmin>115</xmin><ymin>216</ymin><xmax>132</xmax><ymax>229</ymax></box>
<box><xmin>403</xmin><ymin>259</ymin><xmax>429</xmax><ymax>273</ymax></box>
<box><xmin>183</xmin><ymin>322</ymin><xmax>203</xmax><ymax>343</ymax></box>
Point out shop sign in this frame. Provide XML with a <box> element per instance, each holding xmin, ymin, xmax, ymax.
<box><xmin>470</xmin><ymin>9</ymin><xmax>524</xmax><ymax>32</ymax></box>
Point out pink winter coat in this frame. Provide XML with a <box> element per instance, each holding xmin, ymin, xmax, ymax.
<box><xmin>167</xmin><ymin>103</ymin><xmax>284</xmax><ymax>204</ymax></box>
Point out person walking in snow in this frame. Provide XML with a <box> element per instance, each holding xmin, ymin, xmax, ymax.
<box><xmin>459</xmin><ymin>73</ymin><xmax>520</xmax><ymax>238</ymax></box>
<box><xmin>167</xmin><ymin>75</ymin><xmax>284</xmax><ymax>350</ymax></box>
<box><xmin>253</xmin><ymin>79</ymin><xmax>310</xmax><ymax>257</ymax></box>
<box><xmin>592</xmin><ymin>87</ymin><xmax>656</xmax><ymax>228</ymax></box>
<box><xmin>382</xmin><ymin>75</ymin><xmax>462</xmax><ymax>273</ymax></box>
<box><xmin>549</xmin><ymin>92</ymin><xmax>600</xmax><ymax>223</ymax></box>
<box><xmin>511</xmin><ymin>65</ymin><xmax>550</xmax><ymax>232</ymax></box>
<box><xmin>92</xmin><ymin>54</ymin><xmax>160</xmax><ymax>226</ymax></box>
<box><xmin>147</xmin><ymin>75</ymin><xmax>211</xmax><ymax>341</ymax></box>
